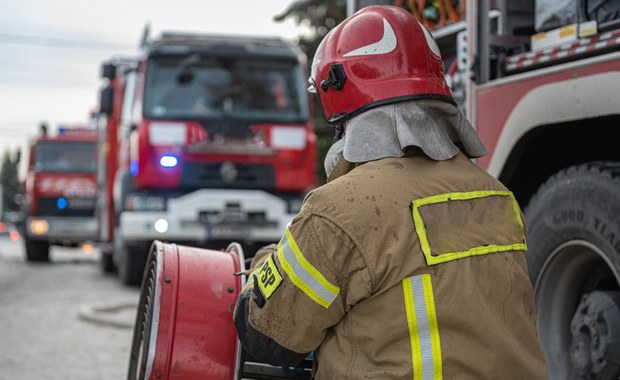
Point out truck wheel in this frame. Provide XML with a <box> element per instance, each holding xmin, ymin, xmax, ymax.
<box><xmin>525</xmin><ymin>162</ymin><xmax>620</xmax><ymax>380</ymax></box>
<box><xmin>24</xmin><ymin>238</ymin><xmax>50</xmax><ymax>262</ymax></box>
<box><xmin>100</xmin><ymin>252</ymin><xmax>117</xmax><ymax>273</ymax></box>
<box><xmin>118</xmin><ymin>244</ymin><xmax>149</xmax><ymax>286</ymax></box>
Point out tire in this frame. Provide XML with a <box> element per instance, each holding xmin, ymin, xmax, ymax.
<box><xmin>24</xmin><ymin>237</ymin><xmax>50</xmax><ymax>262</ymax></box>
<box><xmin>100</xmin><ymin>251</ymin><xmax>117</xmax><ymax>274</ymax></box>
<box><xmin>525</xmin><ymin>162</ymin><xmax>620</xmax><ymax>380</ymax></box>
<box><xmin>118</xmin><ymin>244</ymin><xmax>149</xmax><ymax>286</ymax></box>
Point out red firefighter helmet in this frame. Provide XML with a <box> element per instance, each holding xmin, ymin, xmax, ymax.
<box><xmin>309</xmin><ymin>5</ymin><xmax>453</xmax><ymax>124</ymax></box>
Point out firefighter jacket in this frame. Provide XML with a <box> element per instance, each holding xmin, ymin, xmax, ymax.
<box><xmin>234</xmin><ymin>152</ymin><xmax>548</xmax><ymax>380</ymax></box>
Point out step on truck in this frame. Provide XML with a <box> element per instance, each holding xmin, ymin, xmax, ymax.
<box><xmin>96</xmin><ymin>33</ymin><xmax>317</xmax><ymax>286</ymax></box>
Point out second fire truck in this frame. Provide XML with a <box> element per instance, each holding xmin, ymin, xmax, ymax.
<box><xmin>22</xmin><ymin>126</ymin><xmax>98</xmax><ymax>262</ymax></box>
<box><xmin>96</xmin><ymin>33</ymin><xmax>317</xmax><ymax>285</ymax></box>
<box><xmin>347</xmin><ymin>0</ymin><xmax>620</xmax><ymax>378</ymax></box>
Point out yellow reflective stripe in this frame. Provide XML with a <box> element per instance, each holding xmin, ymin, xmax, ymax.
<box><xmin>422</xmin><ymin>275</ymin><xmax>442</xmax><ymax>379</ymax></box>
<box><xmin>278</xmin><ymin>228</ymin><xmax>340</xmax><ymax>308</ymax></box>
<box><xmin>411</xmin><ymin>190</ymin><xmax>526</xmax><ymax>266</ymax></box>
<box><xmin>403</xmin><ymin>274</ymin><xmax>442</xmax><ymax>380</ymax></box>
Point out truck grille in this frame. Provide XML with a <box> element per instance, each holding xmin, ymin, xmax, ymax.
<box><xmin>36</xmin><ymin>197</ymin><xmax>96</xmax><ymax>217</ymax></box>
<box><xmin>180</xmin><ymin>162</ymin><xmax>275</xmax><ymax>190</ymax></box>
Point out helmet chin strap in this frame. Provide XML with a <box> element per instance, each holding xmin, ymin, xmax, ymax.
<box><xmin>334</xmin><ymin>123</ymin><xmax>345</xmax><ymax>142</ymax></box>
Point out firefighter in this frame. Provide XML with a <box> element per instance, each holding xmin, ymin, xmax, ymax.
<box><xmin>234</xmin><ymin>5</ymin><xmax>548</xmax><ymax>379</ymax></box>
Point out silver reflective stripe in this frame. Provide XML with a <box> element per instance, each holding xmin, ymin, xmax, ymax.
<box><xmin>403</xmin><ymin>274</ymin><xmax>442</xmax><ymax>380</ymax></box>
<box><xmin>279</xmin><ymin>231</ymin><xmax>339</xmax><ymax>308</ymax></box>
<box><xmin>412</xmin><ymin>276</ymin><xmax>434</xmax><ymax>380</ymax></box>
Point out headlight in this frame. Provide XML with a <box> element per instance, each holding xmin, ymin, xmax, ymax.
<box><xmin>159</xmin><ymin>155</ymin><xmax>179</xmax><ymax>168</ymax></box>
<box><xmin>30</xmin><ymin>219</ymin><xmax>49</xmax><ymax>235</ymax></box>
<box><xmin>154</xmin><ymin>219</ymin><xmax>169</xmax><ymax>233</ymax></box>
<box><xmin>271</xmin><ymin>127</ymin><xmax>306</xmax><ymax>149</ymax></box>
<box><xmin>149</xmin><ymin>122</ymin><xmax>187</xmax><ymax>146</ymax></box>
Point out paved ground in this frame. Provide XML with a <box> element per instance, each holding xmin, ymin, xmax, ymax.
<box><xmin>0</xmin><ymin>235</ymin><xmax>140</xmax><ymax>380</ymax></box>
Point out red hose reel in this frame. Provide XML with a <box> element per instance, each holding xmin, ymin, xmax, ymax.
<box><xmin>127</xmin><ymin>240</ymin><xmax>245</xmax><ymax>380</ymax></box>
<box><xmin>127</xmin><ymin>240</ymin><xmax>313</xmax><ymax>380</ymax></box>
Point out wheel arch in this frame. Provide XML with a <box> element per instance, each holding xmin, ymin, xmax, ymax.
<box><xmin>496</xmin><ymin>114</ymin><xmax>620</xmax><ymax>208</ymax></box>
<box><xmin>480</xmin><ymin>69</ymin><xmax>620</xmax><ymax>207</ymax></box>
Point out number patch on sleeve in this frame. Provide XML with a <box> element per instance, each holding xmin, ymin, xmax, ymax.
<box><xmin>257</xmin><ymin>255</ymin><xmax>283</xmax><ymax>300</ymax></box>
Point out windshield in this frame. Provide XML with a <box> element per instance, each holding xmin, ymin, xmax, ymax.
<box><xmin>35</xmin><ymin>141</ymin><xmax>96</xmax><ymax>173</ymax></box>
<box><xmin>143</xmin><ymin>55</ymin><xmax>308</xmax><ymax>124</ymax></box>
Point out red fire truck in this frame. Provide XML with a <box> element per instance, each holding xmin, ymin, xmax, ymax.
<box><xmin>125</xmin><ymin>1</ymin><xmax>620</xmax><ymax>379</ymax></box>
<box><xmin>96</xmin><ymin>33</ymin><xmax>317</xmax><ymax>286</ymax></box>
<box><xmin>22</xmin><ymin>126</ymin><xmax>98</xmax><ymax>262</ymax></box>
<box><xmin>345</xmin><ymin>1</ymin><xmax>620</xmax><ymax>378</ymax></box>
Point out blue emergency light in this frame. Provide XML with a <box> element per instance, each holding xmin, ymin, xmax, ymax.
<box><xmin>130</xmin><ymin>160</ymin><xmax>139</xmax><ymax>176</ymax></box>
<box><xmin>57</xmin><ymin>197</ymin><xmax>68</xmax><ymax>210</ymax></box>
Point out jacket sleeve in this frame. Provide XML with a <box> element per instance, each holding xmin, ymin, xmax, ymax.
<box><xmin>233</xmin><ymin>208</ymin><xmax>366</xmax><ymax>361</ymax></box>
<box><xmin>234</xmin><ymin>282</ymin><xmax>309</xmax><ymax>366</ymax></box>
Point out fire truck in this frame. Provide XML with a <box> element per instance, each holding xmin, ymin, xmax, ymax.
<box><xmin>124</xmin><ymin>1</ymin><xmax>620</xmax><ymax>379</ymax></box>
<box><xmin>343</xmin><ymin>1</ymin><xmax>619</xmax><ymax>379</ymax></box>
<box><xmin>96</xmin><ymin>33</ymin><xmax>317</xmax><ymax>286</ymax></box>
<box><xmin>22</xmin><ymin>126</ymin><xmax>98</xmax><ymax>262</ymax></box>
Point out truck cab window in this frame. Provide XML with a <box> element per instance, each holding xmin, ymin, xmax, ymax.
<box><xmin>143</xmin><ymin>56</ymin><xmax>306</xmax><ymax>127</ymax></box>
<box><xmin>34</xmin><ymin>141</ymin><xmax>96</xmax><ymax>173</ymax></box>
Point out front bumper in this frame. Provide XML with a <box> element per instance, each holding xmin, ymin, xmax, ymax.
<box><xmin>119</xmin><ymin>189</ymin><xmax>298</xmax><ymax>244</ymax></box>
<box><xmin>25</xmin><ymin>216</ymin><xmax>97</xmax><ymax>242</ymax></box>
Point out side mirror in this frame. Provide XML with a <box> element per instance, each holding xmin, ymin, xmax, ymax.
<box><xmin>100</xmin><ymin>86</ymin><xmax>114</xmax><ymax>116</ymax></box>
<box><xmin>101</xmin><ymin>63</ymin><xmax>116</xmax><ymax>80</ymax></box>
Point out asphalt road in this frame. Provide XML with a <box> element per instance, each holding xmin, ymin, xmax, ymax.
<box><xmin>0</xmin><ymin>235</ymin><xmax>140</xmax><ymax>380</ymax></box>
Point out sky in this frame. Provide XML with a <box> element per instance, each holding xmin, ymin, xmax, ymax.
<box><xmin>0</xmin><ymin>0</ymin><xmax>308</xmax><ymax>169</ymax></box>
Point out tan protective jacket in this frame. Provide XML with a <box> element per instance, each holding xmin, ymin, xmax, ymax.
<box><xmin>244</xmin><ymin>153</ymin><xmax>548</xmax><ymax>379</ymax></box>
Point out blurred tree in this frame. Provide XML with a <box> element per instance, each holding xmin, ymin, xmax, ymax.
<box><xmin>274</xmin><ymin>0</ymin><xmax>347</xmax><ymax>61</ymax></box>
<box><xmin>274</xmin><ymin>0</ymin><xmax>347</xmax><ymax>184</ymax></box>
<box><xmin>0</xmin><ymin>149</ymin><xmax>22</xmax><ymax>218</ymax></box>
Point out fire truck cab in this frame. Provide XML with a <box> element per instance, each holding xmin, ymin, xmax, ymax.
<box><xmin>22</xmin><ymin>126</ymin><xmax>98</xmax><ymax>262</ymax></box>
<box><xmin>97</xmin><ymin>33</ymin><xmax>317</xmax><ymax>286</ymax></box>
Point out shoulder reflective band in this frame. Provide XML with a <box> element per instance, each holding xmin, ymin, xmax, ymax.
<box><xmin>277</xmin><ymin>228</ymin><xmax>340</xmax><ymax>308</ymax></box>
<box><xmin>411</xmin><ymin>190</ymin><xmax>527</xmax><ymax>266</ymax></box>
<box><xmin>403</xmin><ymin>274</ymin><xmax>442</xmax><ymax>380</ymax></box>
